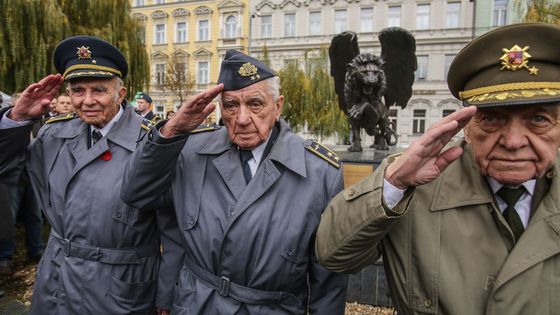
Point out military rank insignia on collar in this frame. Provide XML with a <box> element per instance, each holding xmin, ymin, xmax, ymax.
<box><xmin>141</xmin><ymin>118</ymin><xmax>157</xmax><ymax>131</ymax></box>
<box><xmin>500</xmin><ymin>45</ymin><xmax>539</xmax><ymax>75</ymax></box>
<box><xmin>305</xmin><ymin>140</ymin><xmax>340</xmax><ymax>169</ymax></box>
<box><xmin>189</xmin><ymin>123</ymin><xmax>221</xmax><ymax>134</ymax></box>
<box><xmin>238</xmin><ymin>62</ymin><xmax>261</xmax><ymax>81</ymax></box>
<box><xmin>46</xmin><ymin>112</ymin><xmax>76</xmax><ymax>124</ymax></box>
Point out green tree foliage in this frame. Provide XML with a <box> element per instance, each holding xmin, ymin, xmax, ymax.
<box><xmin>0</xmin><ymin>0</ymin><xmax>148</xmax><ymax>95</ymax></box>
<box><xmin>278</xmin><ymin>48</ymin><xmax>348</xmax><ymax>142</ymax></box>
<box><xmin>513</xmin><ymin>0</ymin><xmax>560</xmax><ymax>24</ymax></box>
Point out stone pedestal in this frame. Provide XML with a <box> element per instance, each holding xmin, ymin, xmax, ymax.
<box><xmin>330</xmin><ymin>146</ymin><xmax>395</xmax><ymax>307</ymax></box>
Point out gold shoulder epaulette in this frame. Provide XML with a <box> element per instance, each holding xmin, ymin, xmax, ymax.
<box><xmin>305</xmin><ymin>140</ymin><xmax>340</xmax><ymax>168</ymax></box>
<box><xmin>141</xmin><ymin>118</ymin><xmax>157</xmax><ymax>131</ymax></box>
<box><xmin>189</xmin><ymin>123</ymin><xmax>221</xmax><ymax>134</ymax></box>
<box><xmin>45</xmin><ymin>113</ymin><xmax>76</xmax><ymax>124</ymax></box>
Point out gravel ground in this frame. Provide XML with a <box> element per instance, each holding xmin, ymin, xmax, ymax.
<box><xmin>1</xmin><ymin>226</ymin><xmax>396</xmax><ymax>314</ymax></box>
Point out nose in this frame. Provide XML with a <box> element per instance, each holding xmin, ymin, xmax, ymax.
<box><xmin>82</xmin><ymin>90</ymin><xmax>96</xmax><ymax>106</ymax></box>
<box><xmin>236</xmin><ymin>105</ymin><xmax>252</xmax><ymax>126</ymax></box>
<box><xmin>499</xmin><ymin>120</ymin><xmax>529</xmax><ymax>150</ymax></box>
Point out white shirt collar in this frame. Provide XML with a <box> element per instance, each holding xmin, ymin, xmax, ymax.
<box><xmin>92</xmin><ymin>105</ymin><xmax>124</xmax><ymax>137</ymax></box>
<box><xmin>486</xmin><ymin>177</ymin><xmax>536</xmax><ymax>196</ymax></box>
<box><xmin>240</xmin><ymin>130</ymin><xmax>273</xmax><ymax>176</ymax></box>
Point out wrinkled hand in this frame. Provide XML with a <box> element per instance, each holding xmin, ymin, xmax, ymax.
<box><xmin>160</xmin><ymin>84</ymin><xmax>224</xmax><ymax>137</ymax></box>
<box><xmin>155</xmin><ymin>308</ymin><xmax>170</xmax><ymax>315</ymax></box>
<box><xmin>10</xmin><ymin>74</ymin><xmax>64</xmax><ymax>121</ymax></box>
<box><xmin>384</xmin><ymin>106</ymin><xmax>477</xmax><ymax>189</ymax></box>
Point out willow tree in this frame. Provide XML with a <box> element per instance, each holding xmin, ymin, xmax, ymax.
<box><xmin>279</xmin><ymin>48</ymin><xmax>348</xmax><ymax>143</ymax></box>
<box><xmin>0</xmin><ymin>0</ymin><xmax>148</xmax><ymax>94</ymax></box>
<box><xmin>517</xmin><ymin>0</ymin><xmax>560</xmax><ymax>24</ymax></box>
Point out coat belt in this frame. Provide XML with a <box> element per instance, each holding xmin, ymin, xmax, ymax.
<box><xmin>51</xmin><ymin>232</ymin><xmax>160</xmax><ymax>265</ymax></box>
<box><xmin>184</xmin><ymin>258</ymin><xmax>293</xmax><ymax>305</ymax></box>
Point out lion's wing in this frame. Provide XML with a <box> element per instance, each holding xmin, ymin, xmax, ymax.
<box><xmin>329</xmin><ymin>31</ymin><xmax>360</xmax><ymax>114</ymax></box>
<box><xmin>379</xmin><ymin>27</ymin><xmax>417</xmax><ymax>109</ymax></box>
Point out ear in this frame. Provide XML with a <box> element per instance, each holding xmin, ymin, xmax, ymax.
<box><xmin>463</xmin><ymin>123</ymin><xmax>472</xmax><ymax>143</ymax></box>
<box><xmin>275</xmin><ymin>95</ymin><xmax>284</xmax><ymax>120</ymax></box>
<box><xmin>118</xmin><ymin>86</ymin><xmax>127</xmax><ymax>104</ymax></box>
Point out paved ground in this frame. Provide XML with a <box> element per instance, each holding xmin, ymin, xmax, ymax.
<box><xmin>0</xmin><ymin>294</ymin><xmax>28</xmax><ymax>315</ymax></box>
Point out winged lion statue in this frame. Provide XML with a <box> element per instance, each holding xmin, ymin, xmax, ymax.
<box><xmin>329</xmin><ymin>27</ymin><xmax>417</xmax><ymax>151</ymax></box>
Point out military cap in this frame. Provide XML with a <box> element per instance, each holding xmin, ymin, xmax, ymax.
<box><xmin>53</xmin><ymin>35</ymin><xmax>128</xmax><ymax>81</ymax></box>
<box><xmin>218</xmin><ymin>49</ymin><xmax>276</xmax><ymax>91</ymax></box>
<box><xmin>448</xmin><ymin>23</ymin><xmax>560</xmax><ymax>107</ymax></box>
<box><xmin>136</xmin><ymin>92</ymin><xmax>152</xmax><ymax>104</ymax></box>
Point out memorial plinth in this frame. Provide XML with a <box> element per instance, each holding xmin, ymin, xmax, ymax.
<box><xmin>329</xmin><ymin>145</ymin><xmax>396</xmax><ymax>307</ymax></box>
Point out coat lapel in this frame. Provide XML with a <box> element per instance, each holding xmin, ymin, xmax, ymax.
<box><xmin>198</xmin><ymin>130</ymin><xmax>245</xmax><ymax>199</ymax></box>
<box><xmin>227</xmin><ymin>119</ymin><xmax>307</xmax><ymax>227</ymax></box>
<box><xmin>64</xmin><ymin>107</ymin><xmax>140</xmax><ymax>192</ymax></box>
<box><xmin>492</xmin><ymin>162</ymin><xmax>560</xmax><ymax>292</ymax></box>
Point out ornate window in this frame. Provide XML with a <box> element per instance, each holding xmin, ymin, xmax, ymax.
<box><xmin>225</xmin><ymin>15</ymin><xmax>237</xmax><ymax>38</ymax></box>
<box><xmin>360</xmin><ymin>8</ymin><xmax>373</xmax><ymax>33</ymax></box>
<box><xmin>154</xmin><ymin>24</ymin><xmax>166</xmax><ymax>45</ymax></box>
<box><xmin>446</xmin><ymin>2</ymin><xmax>461</xmax><ymax>28</ymax></box>
<box><xmin>176</xmin><ymin>22</ymin><xmax>187</xmax><ymax>43</ymax></box>
<box><xmin>309</xmin><ymin>11</ymin><xmax>321</xmax><ymax>35</ymax></box>
<box><xmin>388</xmin><ymin>6</ymin><xmax>401</xmax><ymax>27</ymax></box>
<box><xmin>284</xmin><ymin>13</ymin><xmax>296</xmax><ymax>37</ymax></box>
<box><xmin>198</xmin><ymin>20</ymin><xmax>210</xmax><ymax>41</ymax></box>
<box><xmin>261</xmin><ymin>15</ymin><xmax>272</xmax><ymax>38</ymax></box>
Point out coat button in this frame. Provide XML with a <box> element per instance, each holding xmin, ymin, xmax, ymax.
<box><xmin>116</xmin><ymin>212</ymin><xmax>122</xmax><ymax>218</ymax></box>
<box><xmin>424</xmin><ymin>299</ymin><xmax>432</xmax><ymax>307</ymax></box>
<box><xmin>347</xmin><ymin>187</ymin><xmax>356</xmax><ymax>196</ymax></box>
<box><xmin>287</xmin><ymin>249</ymin><xmax>294</xmax><ymax>256</ymax></box>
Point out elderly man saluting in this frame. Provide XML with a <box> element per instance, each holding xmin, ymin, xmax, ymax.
<box><xmin>122</xmin><ymin>50</ymin><xmax>348</xmax><ymax>314</ymax></box>
<box><xmin>316</xmin><ymin>23</ymin><xmax>560</xmax><ymax>314</ymax></box>
<box><xmin>0</xmin><ymin>36</ymin><xmax>180</xmax><ymax>314</ymax></box>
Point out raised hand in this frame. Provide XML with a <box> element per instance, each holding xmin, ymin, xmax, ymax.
<box><xmin>10</xmin><ymin>74</ymin><xmax>64</xmax><ymax>121</ymax></box>
<box><xmin>160</xmin><ymin>84</ymin><xmax>224</xmax><ymax>137</ymax></box>
<box><xmin>384</xmin><ymin>106</ymin><xmax>477</xmax><ymax>189</ymax></box>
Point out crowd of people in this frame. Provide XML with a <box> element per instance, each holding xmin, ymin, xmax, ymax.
<box><xmin>1</xmin><ymin>22</ymin><xmax>560</xmax><ymax>315</ymax></box>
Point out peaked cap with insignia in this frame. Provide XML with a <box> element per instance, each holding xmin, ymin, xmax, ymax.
<box><xmin>448</xmin><ymin>23</ymin><xmax>560</xmax><ymax>107</ymax></box>
<box><xmin>136</xmin><ymin>92</ymin><xmax>152</xmax><ymax>104</ymax></box>
<box><xmin>217</xmin><ymin>49</ymin><xmax>276</xmax><ymax>91</ymax></box>
<box><xmin>54</xmin><ymin>35</ymin><xmax>128</xmax><ymax>81</ymax></box>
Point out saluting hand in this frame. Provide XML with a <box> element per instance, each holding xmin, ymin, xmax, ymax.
<box><xmin>9</xmin><ymin>74</ymin><xmax>64</xmax><ymax>121</ymax></box>
<box><xmin>384</xmin><ymin>106</ymin><xmax>477</xmax><ymax>189</ymax></box>
<box><xmin>160</xmin><ymin>84</ymin><xmax>224</xmax><ymax>137</ymax></box>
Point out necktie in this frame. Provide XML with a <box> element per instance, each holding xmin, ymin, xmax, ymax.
<box><xmin>92</xmin><ymin>130</ymin><xmax>102</xmax><ymax>146</ymax></box>
<box><xmin>496</xmin><ymin>186</ymin><xmax>526</xmax><ymax>242</ymax></box>
<box><xmin>239</xmin><ymin>149</ymin><xmax>253</xmax><ymax>184</ymax></box>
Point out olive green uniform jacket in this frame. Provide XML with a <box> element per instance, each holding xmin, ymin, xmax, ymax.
<box><xmin>316</xmin><ymin>140</ymin><xmax>560</xmax><ymax>315</ymax></box>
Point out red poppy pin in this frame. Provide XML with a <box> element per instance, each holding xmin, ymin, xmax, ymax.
<box><xmin>100</xmin><ymin>150</ymin><xmax>112</xmax><ymax>161</ymax></box>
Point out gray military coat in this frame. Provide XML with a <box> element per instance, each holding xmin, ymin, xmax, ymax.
<box><xmin>122</xmin><ymin>119</ymin><xmax>348</xmax><ymax>314</ymax></box>
<box><xmin>0</xmin><ymin>106</ymin><xmax>182</xmax><ymax>314</ymax></box>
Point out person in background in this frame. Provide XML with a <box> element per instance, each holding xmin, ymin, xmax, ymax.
<box><xmin>121</xmin><ymin>49</ymin><xmax>349</xmax><ymax>314</ymax></box>
<box><xmin>54</xmin><ymin>93</ymin><xmax>73</xmax><ymax>114</ymax></box>
<box><xmin>165</xmin><ymin>110</ymin><xmax>175</xmax><ymax>119</ymax></box>
<box><xmin>0</xmin><ymin>35</ymin><xmax>181</xmax><ymax>315</ymax></box>
<box><xmin>135</xmin><ymin>92</ymin><xmax>155</xmax><ymax>121</ymax></box>
<box><xmin>316</xmin><ymin>23</ymin><xmax>560</xmax><ymax>314</ymax></box>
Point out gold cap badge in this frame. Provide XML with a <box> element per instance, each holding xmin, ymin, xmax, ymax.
<box><xmin>77</xmin><ymin>46</ymin><xmax>92</xmax><ymax>60</ymax></box>
<box><xmin>500</xmin><ymin>45</ymin><xmax>539</xmax><ymax>75</ymax></box>
<box><xmin>238</xmin><ymin>62</ymin><xmax>261</xmax><ymax>81</ymax></box>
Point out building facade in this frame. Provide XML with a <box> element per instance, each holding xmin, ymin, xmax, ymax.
<box><xmin>131</xmin><ymin>0</ymin><xmax>250</xmax><ymax>119</ymax></box>
<box><xmin>248</xmin><ymin>0</ymin><xmax>475</xmax><ymax>147</ymax></box>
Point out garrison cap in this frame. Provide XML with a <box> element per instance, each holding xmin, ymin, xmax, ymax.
<box><xmin>218</xmin><ymin>49</ymin><xmax>276</xmax><ymax>91</ymax></box>
<box><xmin>448</xmin><ymin>23</ymin><xmax>560</xmax><ymax>107</ymax></box>
<box><xmin>53</xmin><ymin>35</ymin><xmax>128</xmax><ymax>81</ymax></box>
<box><xmin>136</xmin><ymin>92</ymin><xmax>152</xmax><ymax>104</ymax></box>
